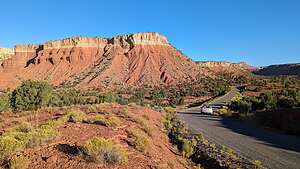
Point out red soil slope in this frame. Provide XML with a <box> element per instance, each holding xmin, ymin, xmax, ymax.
<box><xmin>0</xmin><ymin>33</ymin><xmax>198</xmax><ymax>89</ymax></box>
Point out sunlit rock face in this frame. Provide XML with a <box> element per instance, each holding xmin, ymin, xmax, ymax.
<box><xmin>0</xmin><ymin>32</ymin><xmax>199</xmax><ymax>89</ymax></box>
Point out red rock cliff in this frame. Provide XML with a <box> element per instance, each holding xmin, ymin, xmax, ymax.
<box><xmin>0</xmin><ymin>32</ymin><xmax>198</xmax><ymax>89</ymax></box>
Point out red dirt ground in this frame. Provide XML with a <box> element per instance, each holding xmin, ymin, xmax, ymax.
<box><xmin>0</xmin><ymin>104</ymin><xmax>191</xmax><ymax>169</ymax></box>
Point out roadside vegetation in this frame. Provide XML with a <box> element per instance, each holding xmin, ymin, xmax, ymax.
<box><xmin>0</xmin><ymin>77</ymin><xmax>230</xmax><ymax>113</ymax></box>
<box><xmin>163</xmin><ymin>108</ymin><xmax>264</xmax><ymax>169</ymax></box>
<box><xmin>227</xmin><ymin>89</ymin><xmax>300</xmax><ymax>135</ymax></box>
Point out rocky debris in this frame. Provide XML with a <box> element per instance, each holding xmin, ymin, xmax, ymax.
<box><xmin>0</xmin><ymin>32</ymin><xmax>199</xmax><ymax>89</ymax></box>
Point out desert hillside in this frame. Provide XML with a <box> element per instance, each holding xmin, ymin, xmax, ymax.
<box><xmin>0</xmin><ymin>32</ymin><xmax>199</xmax><ymax>89</ymax></box>
<box><xmin>0</xmin><ymin>104</ymin><xmax>190</xmax><ymax>169</ymax></box>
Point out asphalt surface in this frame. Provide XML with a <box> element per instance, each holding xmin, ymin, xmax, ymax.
<box><xmin>178</xmin><ymin>88</ymin><xmax>300</xmax><ymax>169</ymax></box>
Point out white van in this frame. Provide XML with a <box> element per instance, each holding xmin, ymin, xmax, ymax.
<box><xmin>201</xmin><ymin>106</ymin><xmax>213</xmax><ymax>114</ymax></box>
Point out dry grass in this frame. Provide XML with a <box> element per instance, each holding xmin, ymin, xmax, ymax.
<box><xmin>126</xmin><ymin>128</ymin><xmax>150</xmax><ymax>153</ymax></box>
<box><xmin>86</xmin><ymin>115</ymin><xmax>120</xmax><ymax>128</ymax></box>
<box><xmin>83</xmin><ymin>137</ymin><xmax>127</xmax><ymax>165</ymax></box>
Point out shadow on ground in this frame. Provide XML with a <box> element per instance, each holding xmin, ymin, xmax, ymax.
<box><xmin>178</xmin><ymin>112</ymin><xmax>300</xmax><ymax>153</ymax></box>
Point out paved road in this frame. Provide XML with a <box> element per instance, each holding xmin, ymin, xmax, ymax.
<box><xmin>178</xmin><ymin>88</ymin><xmax>300</xmax><ymax>169</ymax></box>
<box><xmin>209</xmin><ymin>87</ymin><xmax>240</xmax><ymax>106</ymax></box>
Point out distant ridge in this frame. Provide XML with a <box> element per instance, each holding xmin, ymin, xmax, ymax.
<box><xmin>254</xmin><ymin>63</ymin><xmax>300</xmax><ymax>76</ymax></box>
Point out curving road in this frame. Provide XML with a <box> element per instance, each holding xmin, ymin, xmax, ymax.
<box><xmin>178</xmin><ymin>88</ymin><xmax>300</xmax><ymax>169</ymax></box>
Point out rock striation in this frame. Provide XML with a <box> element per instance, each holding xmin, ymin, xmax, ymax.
<box><xmin>0</xmin><ymin>32</ymin><xmax>198</xmax><ymax>89</ymax></box>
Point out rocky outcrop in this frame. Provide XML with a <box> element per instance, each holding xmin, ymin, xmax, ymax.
<box><xmin>196</xmin><ymin>61</ymin><xmax>253</xmax><ymax>77</ymax></box>
<box><xmin>254</xmin><ymin>63</ymin><xmax>300</xmax><ymax>76</ymax></box>
<box><xmin>0</xmin><ymin>32</ymin><xmax>198</xmax><ymax>89</ymax></box>
<box><xmin>0</xmin><ymin>48</ymin><xmax>14</xmax><ymax>63</ymax></box>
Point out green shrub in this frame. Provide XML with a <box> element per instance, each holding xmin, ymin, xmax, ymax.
<box><xmin>9</xmin><ymin>155</ymin><xmax>30</xmax><ymax>169</ymax></box>
<box><xmin>11</xmin><ymin>80</ymin><xmax>53</xmax><ymax>111</ymax></box>
<box><xmin>83</xmin><ymin>137</ymin><xmax>127</xmax><ymax>165</ymax></box>
<box><xmin>182</xmin><ymin>139</ymin><xmax>196</xmax><ymax>158</ymax></box>
<box><xmin>65</xmin><ymin>110</ymin><xmax>86</xmax><ymax>123</ymax></box>
<box><xmin>126</xmin><ymin>129</ymin><xmax>150</xmax><ymax>153</ymax></box>
<box><xmin>87</xmin><ymin>115</ymin><xmax>120</xmax><ymax>128</ymax></box>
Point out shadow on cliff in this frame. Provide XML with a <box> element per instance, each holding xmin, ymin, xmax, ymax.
<box><xmin>25</xmin><ymin>45</ymin><xmax>43</xmax><ymax>68</ymax></box>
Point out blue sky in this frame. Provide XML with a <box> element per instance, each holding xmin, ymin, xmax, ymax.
<box><xmin>0</xmin><ymin>0</ymin><xmax>299</xmax><ymax>66</ymax></box>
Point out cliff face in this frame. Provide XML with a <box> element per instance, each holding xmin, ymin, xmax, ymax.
<box><xmin>0</xmin><ymin>48</ymin><xmax>14</xmax><ymax>63</ymax></box>
<box><xmin>0</xmin><ymin>32</ymin><xmax>198</xmax><ymax>89</ymax></box>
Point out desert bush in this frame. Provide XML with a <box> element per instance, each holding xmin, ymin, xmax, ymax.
<box><xmin>126</xmin><ymin>129</ymin><xmax>150</xmax><ymax>153</ymax></box>
<box><xmin>0</xmin><ymin>118</ymin><xmax>61</xmax><ymax>165</ymax></box>
<box><xmin>0</xmin><ymin>92</ymin><xmax>10</xmax><ymax>112</ymax></box>
<box><xmin>0</xmin><ymin>136</ymin><xmax>25</xmax><ymax>162</ymax></box>
<box><xmin>181</xmin><ymin>139</ymin><xmax>197</xmax><ymax>158</ymax></box>
<box><xmin>11</xmin><ymin>80</ymin><xmax>53</xmax><ymax>111</ymax></box>
<box><xmin>86</xmin><ymin>115</ymin><xmax>120</xmax><ymax>128</ymax></box>
<box><xmin>25</xmin><ymin>128</ymin><xmax>57</xmax><ymax>148</ymax></box>
<box><xmin>97</xmin><ymin>93</ymin><xmax>117</xmax><ymax>103</ymax></box>
<box><xmin>9</xmin><ymin>155</ymin><xmax>30</xmax><ymax>169</ymax></box>
<box><xmin>39</xmin><ymin>117</ymin><xmax>67</xmax><ymax>130</ymax></box>
<box><xmin>166</xmin><ymin>87</ymin><xmax>184</xmax><ymax>107</ymax></box>
<box><xmin>150</xmin><ymin>88</ymin><xmax>165</xmax><ymax>106</ymax></box>
<box><xmin>14</xmin><ymin>122</ymin><xmax>34</xmax><ymax>133</ymax></box>
<box><xmin>65</xmin><ymin>110</ymin><xmax>86</xmax><ymax>123</ymax></box>
<box><xmin>83</xmin><ymin>137</ymin><xmax>127</xmax><ymax>165</ymax></box>
<box><xmin>134</xmin><ymin>117</ymin><xmax>153</xmax><ymax>137</ymax></box>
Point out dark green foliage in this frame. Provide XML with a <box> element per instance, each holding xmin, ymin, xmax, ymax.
<box><xmin>260</xmin><ymin>92</ymin><xmax>278</xmax><ymax>110</ymax></box>
<box><xmin>167</xmin><ymin>87</ymin><xmax>183</xmax><ymax>107</ymax></box>
<box><xmin>11</xmin><ymin>80</ymin><xmax>53</xmax><ymax>111</ymax></box>
<box><xmin>237</xmin><ymin>100</ymin><xmax>252</xmax><ymax>114</ymax></box>
<box><xmin>230</xmin><ymin>89</ymin><xmax>300</xmax><ymax>114</ymax></box>
<box><xmin>129</xmin><ymin>88</ymin><xmax>145</xmax><ymax>105</ymax></box>
<box><xmin>150</xmin><ymin>87</ymin><xmax>166</xmax><ymax>106</ymax></box>
<box><xmin>230</xmin><ymin>99</ymin><xmax>252</xmax><ymax>114</ymax></box>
